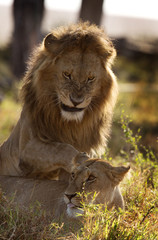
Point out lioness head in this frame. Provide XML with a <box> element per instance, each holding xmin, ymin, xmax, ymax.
<box><xmin>64</xmin><ymin>155</ymin><xmax>130</xmax><ymax>218</ymax></box>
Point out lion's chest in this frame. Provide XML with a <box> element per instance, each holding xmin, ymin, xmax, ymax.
<box><xmin>53</xmin><ymin>120</ymin><xmax>103</xmax><ymax>154</ymax></box>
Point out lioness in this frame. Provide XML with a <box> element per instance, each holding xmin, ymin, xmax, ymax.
<box><xmin>0</xmin><ymin>156</ymin><xmax>129</xmax><ymax>218</ymax></box>
<box><xmin>0</xmin><ymin>22</ymin><xmax>118</xmax><ymax>178</ymax></box>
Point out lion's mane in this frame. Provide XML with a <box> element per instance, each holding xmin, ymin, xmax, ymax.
<box><xmin>21</xmin><ymin>22</ymin><xmax>118</xmax><ymax>155</ymax></box>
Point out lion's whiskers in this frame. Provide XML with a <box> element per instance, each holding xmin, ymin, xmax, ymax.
<box><xmin>43</xmin><ymin>93</ymin><xmax>60</xmax><ymax>107</ymax></box>
<box><xmin>87</xmin><ymin>104</ymin><xmax>93</xmax><ymax>113</ymax></box>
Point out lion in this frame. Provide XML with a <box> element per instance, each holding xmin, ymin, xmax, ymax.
<box><xmin>0</xmin><ymin>22</ymin><xmax>118</xmax><ymax>178</ymax></box>
<box><xmin>0</xmin><ymin>155</ymin><xmax>130</xmax><ymax>219</ymax></box>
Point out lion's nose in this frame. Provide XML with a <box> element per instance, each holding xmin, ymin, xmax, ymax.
<box><xmin>65</xmin><ymin>193</ymin><xmax>77</xmax><ymax>201</ymax></box>
<box><xmin>70</xmin><ymin>94</ymin><xmax>84</xmax><ymax>107</ymax></box>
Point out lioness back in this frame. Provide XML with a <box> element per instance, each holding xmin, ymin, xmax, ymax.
<box><xmin>0</xmin><ymin>176</ymin><xmax>68</xmax><ymax>217</ymax></box>
<box><xmin>0</xmin><ymin>158</ymin><xmax>129</xmax><ymax>219</ymax></box>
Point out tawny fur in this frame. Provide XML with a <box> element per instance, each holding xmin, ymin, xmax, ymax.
<box><xmin>0</xmin><ymin>22</ymin><xmax>118</xmax><ymax>178</ymax></box>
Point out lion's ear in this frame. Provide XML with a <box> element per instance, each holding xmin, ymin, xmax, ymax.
<box><xmin>44</xmin><ymin>33</ymin><xmax>62</xmax><ymax>55</ymax></box>
<box><xmin>100</xmin><ymin>38</ymin><xmax>116</xmax><ymax>66</ymax></box>
<box><xmin>106</xmin><ymin>166</ymin><xmax>130</xmax><ymax>186</ymax></box>
<box><xmin>106</xmin><ymin>47</ymin><xmax>116</xmax><ymax>65</ymax></box>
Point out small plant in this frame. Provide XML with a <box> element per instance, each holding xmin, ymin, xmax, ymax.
<box><xmin>120</xmin><ymin>110</ymin><xmax>157</xmax><ymax>166</ymax></box>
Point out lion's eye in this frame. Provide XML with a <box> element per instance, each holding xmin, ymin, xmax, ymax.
<box><xmin>87</xmin><ymin>76</ymin><xmax>95</xmax><ymax>83</ymax></box>
<box><xmin>63</xmin><ymin>72</ymin><xmax>71</xmax><ymax>80</ymax></box>
<box><xmin>86</xmin><ymin>175</ymin><xmax>96</xmax><ymax>183</ymax></box>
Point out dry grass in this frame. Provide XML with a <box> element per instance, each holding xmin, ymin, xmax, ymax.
<box><xmin>0</xmin><ymin>96</ymin><xmax>157</xmax><ymax>240</ymax></box>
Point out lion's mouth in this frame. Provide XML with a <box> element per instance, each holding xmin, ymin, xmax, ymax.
<box><xmin>61</xmin><ymin>103</ymin><xmax>85</xmax><ymax>112</ymax></box>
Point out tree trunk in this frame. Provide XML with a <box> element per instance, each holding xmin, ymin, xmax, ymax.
<box><xmin>79</xmin><ymin>0</ymin><xmax>104</xmax><ymax>26</ymax></box>
<box><xmin>12</xmin><ymin>0</ymin><xmax>44</xmax><ymax>78</ymax></box>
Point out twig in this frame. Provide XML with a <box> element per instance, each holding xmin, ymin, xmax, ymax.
<box><xmin>140</xmin><ymin>206</ymin><xmax>155</xmax><ymax>224</ymax></box>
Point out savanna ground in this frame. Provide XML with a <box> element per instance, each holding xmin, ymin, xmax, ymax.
<box><xmin>0</xmin><ymin>46</ymin><xmax>158</xmax><ymax>239</ymax></box>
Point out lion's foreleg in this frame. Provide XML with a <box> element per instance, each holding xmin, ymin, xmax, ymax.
<box><xmin>19</xmin><ymin>138</ymin><xmax>79</xmax><ymax>175</ymax></box>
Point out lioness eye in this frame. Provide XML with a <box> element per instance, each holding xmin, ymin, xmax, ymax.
<box><xmin>71</xmin><ymin>172</ymin><xmax>75</xmax><ymax>180</ymax></box>
<box><xmin>63</xmin><ymin>72</ymin><xmax>71</xmax><ymax>80</ymax></box>
<box><xmin>87</xmin><ymin>76</ymin><xmax>95</xmax><ymax>83</ymax></box>
<box><xmin>86</xmin><ymin>175</ymin><xmax>96</xmax><ymax>182</ymax></box>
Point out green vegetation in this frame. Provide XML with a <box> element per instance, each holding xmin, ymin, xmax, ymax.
<box><xmin>114</xmin><ymin>55</ymin><xmax>158</xmax><ymax>84</ymax></box>
<box><xmin>0</xmin><ymin>96</ymin><xmax>20</xmax><ymax>143</ymax></box>
<box><xmin>0</xmin><ymin>97</ymin><xmax>157</xmax><ymax>239</ymax></box>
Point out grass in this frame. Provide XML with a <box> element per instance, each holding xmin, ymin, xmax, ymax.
<box><xmin>114</xmin><ymin>55</ymin><xmax>158</xmax><ymax>84</ymax></box>
<box><xmin>116</xmin><ymin>91</ymin><xmax>158</xmax><ymax>125</ymax></box>
<box><xmin>0</xmin><ymin>96</ymin><xmax>157</xmax><ymax>239</ymax></box>
<box><xmin>0</xmin><ymin>96</ymin><xmax>20</xmax><ymax>143</ymax></box>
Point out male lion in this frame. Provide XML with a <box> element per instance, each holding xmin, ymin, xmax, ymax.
<box><xmin>0</xmin><ymin>156</ymin><xmax>129</xmax><ymax>218</ymax></box>
<box><xmin>0</xmin><ymin>22</ymin><xmax>118</xmax><ymax>178</ymax></box>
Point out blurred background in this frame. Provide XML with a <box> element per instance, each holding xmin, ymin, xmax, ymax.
<box><xmin>0</xmin><ymin>0</ymin><xmax>157</xmax><ymax>157</ymax></box>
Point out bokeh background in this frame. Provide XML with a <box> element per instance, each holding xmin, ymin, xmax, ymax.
<box><xmin>0</xmin><ymin>0</ymin><xmax>157</xmax><ymax>157</ymax></box>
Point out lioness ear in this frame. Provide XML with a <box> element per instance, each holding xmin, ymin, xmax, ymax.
<box><xmin>72</xmin><ymin>152</ymin><xmax>89</xmax><ymax>167</ymax></box>
<box><xmin>106</xmin><ymin>166</ymin><xmax>130</xmax><ymax>186</ymax></box>
<box><xmin>44</xmin><ymin>33</ymin><xmax>62</xmax><ymax>55</ymax></box>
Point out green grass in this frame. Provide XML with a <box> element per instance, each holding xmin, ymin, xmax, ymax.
<box><xmin>114</xmin><ymin>55</ymin><xmax>158</xmax><ymax>84</ymax></box>
<box><xmin>0</xmin><ymin>96</ymin><xmax>157</xmax><ymax>240</ymax></box>
<box><xmin>116</xmin><ymin>91</ymin><xmax>158</xmax><ymax>125</ymax></box>
<box><xmin>0</xmin><ymin>96</ymin><xmax>20</xmax><ymax>143</ymax></box>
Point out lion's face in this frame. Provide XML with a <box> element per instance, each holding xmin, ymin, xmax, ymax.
<box><xmin>35</xmin><ymin>23</ymin><xmax>117</xmax><ymax>123</ymax></box>
<box><xmin>48</xmin><ymin>50</ymin><xmax>104</xmax><ymax>122</ymax></box>
<box><xmin>64</xmin><ymin>157</ymin><xmax>130</xmax><ymax>218</ymax></box>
